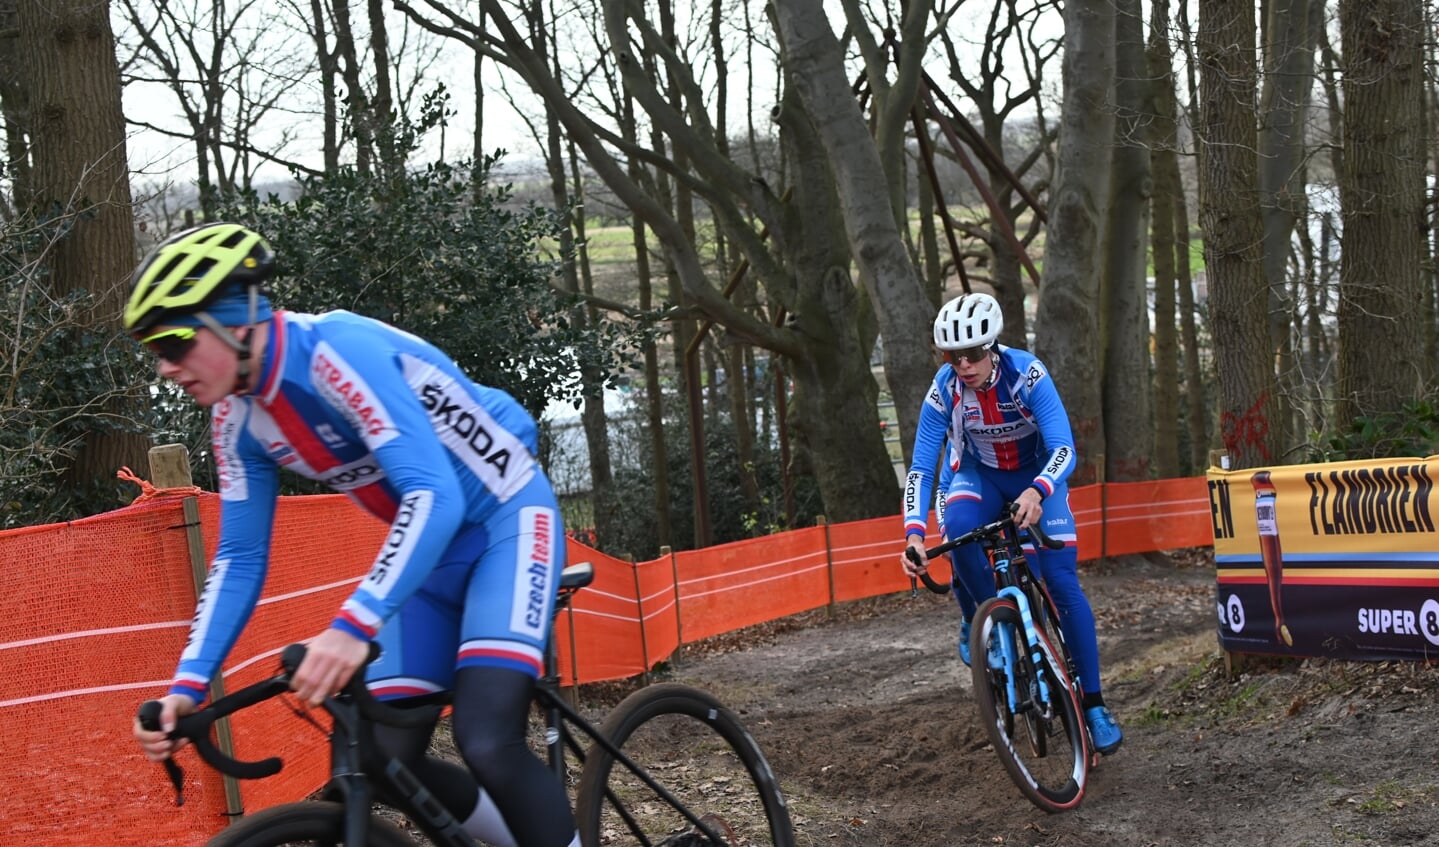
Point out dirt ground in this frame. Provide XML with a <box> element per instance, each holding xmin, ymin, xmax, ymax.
<box><xmin>635</xmin><ymin>549</ymin><xmax>1439</xmax><ymax>847</ymax></box>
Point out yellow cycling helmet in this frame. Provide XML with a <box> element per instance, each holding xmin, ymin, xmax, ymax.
<box><xmin>124</xmin><ymin>223</ymin><xmax>275</xmax><ymax>335</ymax></box>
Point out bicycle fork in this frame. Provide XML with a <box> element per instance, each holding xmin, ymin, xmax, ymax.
<box><xmin>995</xmin><ymin>586</ymin><xmax>1056</xmax><ymax>720</ymax></box>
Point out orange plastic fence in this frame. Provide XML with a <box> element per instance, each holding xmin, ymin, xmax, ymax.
<box><xmin>0</xmin><ymin>477</ymin><xmax>1213</xmax><ymax>844</ymax></box>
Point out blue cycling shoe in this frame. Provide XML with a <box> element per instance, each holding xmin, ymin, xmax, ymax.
<box><xmin>1085</xmin><ymin>706</ymin><xmax>1123</xmax><ymax>755</ymax></box>
<box><xmin>958</xmin><ymin>618</ymin><xmax>972</xmax><ymax>666</ymax></box>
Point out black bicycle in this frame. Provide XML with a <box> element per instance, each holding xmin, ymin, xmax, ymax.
<box><xmin>906</xmin><ymin>507</ymin><xmax>1091</xmax><ymax>813</ymax></box>
<box><xmin>139</xmin><ymin>563</ymin><xmax>796</xmax><ymax>846</ymax></box>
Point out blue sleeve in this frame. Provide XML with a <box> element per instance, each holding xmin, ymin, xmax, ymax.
<box><xmin>936</xmin><ymin>447</ymin><xmax>955</xmax><ymax>525</ymax></box>
<box><xmin>311</xmin><ymin>328</ymin><xmax>468</xmax><ymax>642</ymax></box>
<box><xmin>903</xmin><ymin>369</ymin><xmax>952</xmax><ymax>538</ymax></box>
<box><xmin>171</xmin><ymin>399</ymin><xmax>279</xmax><ymax>703</ymax></box>
<box><xmin>1021</xmin><ymin>359</ymin><xmax>1076</xmax><ymax>495</ymax></box>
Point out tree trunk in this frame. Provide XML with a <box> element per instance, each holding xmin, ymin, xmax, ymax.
<box><xmin>769</xmin><ymin>0</ymin><xmax>934</xmax><ymax>472</ymax></box>
<box><xmin>769</xmin><ymin>80</ymin><xmax>900</xmax><ymax>522</ymax></box>
<box><xmin>1336</xmin><ymin>0</ymin><xmax>1427</xmax><ymax>430</ymax></box>
<box><xmin>1147</xmin><ymin>0</ymin><xmax>1181</xmax><ymax>478</ymax></box>
<box><xmin>17</xmin><ymin>0</ymin><xmax>148</xmax><ymax>496</ymax></box>
<box><xmin>1102</xmin><ymin>0</ymin><xmax>1154</xmax><ymax>481</ymax></box>
<box><xmin>1033</xmin><ymin>0</ymin><xmax>1115</xmax><ymax>486</ymax></box>
<box><xmin>1197</xmin><ymin>0</ymin><xmax>1280</xmax><ymax>469</ymax></box>
<box><xmin>308</xmin><ymin>0</ymin><xmax>341</xmax><ymax>171</ymax></box>
<box><xmin>1258</xmin><ymin>0</ymin><xmax>1320</xmax><ymax>454</ymax></box>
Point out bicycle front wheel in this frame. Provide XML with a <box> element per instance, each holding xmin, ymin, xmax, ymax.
<box><xmin>207</xmin><ymin>801</ymin><xmax>415</xmax><ymax>846</ymax></box>
<box><xmin>970</xmin><ymin>598</ymin><xmax>1088</xmax><ymax>813</ymax></box>
<box><xmin>574</xmin><ymin>682</ymin><xmax>795</xmax><ymax>847</ymax></box>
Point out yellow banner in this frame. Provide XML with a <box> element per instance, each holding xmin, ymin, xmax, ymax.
<box><xmin>1206</xmin><ymin>456</ymin><xmax>1439</xmax><ymax>661</ymax></box>
<box><xmin>1208</xmin><ymin>456</ymin><xmax>1437</xmax><ymax>558</ymax></box>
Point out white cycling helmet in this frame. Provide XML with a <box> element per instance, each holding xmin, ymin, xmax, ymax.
<box><xmin>932</xmin><ymin>292</ymin><xmax>1003</xmax><ymax>351</ymax></box>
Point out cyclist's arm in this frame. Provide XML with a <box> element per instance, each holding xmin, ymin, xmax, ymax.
<box><xmin>935</xmin><ymin>442</ymin><xmax>957</xmax><ymax>526</ymax></box>
<box><xmin>1020</xmin><ymin>359</ymin><xmax>1076</xmax><ymax>498</ymax></box>
<box><xmin>170</xmin><ymin>399</ymin><xmax>280</xmax><ymax>705</ymax></box>
<box><xmin>310</xmin><ymin>331</ymin><xmax>468</xmax><ymax>643</ymax></box>
<box><xmin>903</xmin><ymin>371</ymin><xmax>952</xmax><ymax>541</ymax></box>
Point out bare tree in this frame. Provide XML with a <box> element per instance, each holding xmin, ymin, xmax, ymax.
<box><xmin>1033</xmin><ymin>0</ymin><xmax>1115</xmax><ymax>486</ymax></box>
<box><xmin>1146</xmin><ymin>0</ymin><xmax>1183</xmax><ymax>478</ymax></box>
<box><xmin>116</xmin><ymin>0</ymin><xmax>321</xmax><ymax>201</ymax></box>
<box><xmin>395</xmin><ymin>0</ymin><xmax>912</xmax><ymax>523</ymax></box>
<box><xmin>1257</xmin><ymin>0</ymin><xmax>1321</xmax><ymax>454</ymax></box>
<box><xmin>1102</xmin><ymin>0</ymin><xmax>1155</xmax><ymax>481</ymax></box>
<box><xmin>1197</xmin><ymin>0</ymin><xmax>1280</xmax><ymax>469</ymax></box>
<box><xmin>934</xmin><ymin>0</ymin><xmax>1061</xmax><ymax>347</ymax></box>
<box><xmin>1335</xmin><ymin>0</ymin><xmax>1428</xmax><ymax>430</ymax></box>
<box><xmin>15</xmin><ymin>0</ymin><xmax>148</xmax><ymax>496</ymax></box>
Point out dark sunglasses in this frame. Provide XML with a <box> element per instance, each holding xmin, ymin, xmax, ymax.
<box><xmin>139</xmin><ymin>327</ymin><xmax>199</xmax><ymax>364</ymax></box>
<box><xmin>951</xmin><ymin>346</ymin><xmax>991</xmax><ymax>364</ymax></box>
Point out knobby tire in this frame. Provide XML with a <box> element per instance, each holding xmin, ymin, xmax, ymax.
<box><xmin>969</xmin><ymin>598</ymin><xmax>1088</xmax><ymax>813</ymax></box>
<box><xmin>574</xmin><ymin>682</ymin><xmax>796</xmax><ymax>847</ymax></box>
<box><xmin>206</xmin><ymin>802</ymin><xmax>415</xmax><ymax>846</ymax></box>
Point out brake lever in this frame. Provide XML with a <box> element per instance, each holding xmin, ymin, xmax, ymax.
<box><xmin>904</xmin><ymin>548</ymin><xmax>923</xmax><ymax>598</ymax></box>
<box><xmin>137</xmin><ymin>700</ymin><xmax>186</xmax><ymax>806</ymax></box>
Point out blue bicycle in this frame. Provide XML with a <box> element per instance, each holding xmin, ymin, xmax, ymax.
<box><xmin>907</xmin><ymin>506</ymin><xmax>1091</xmax><ymax>813</ymax></box>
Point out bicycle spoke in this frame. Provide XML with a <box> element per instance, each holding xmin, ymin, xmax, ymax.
<box><xmin>576</xmin><ymin>684</ymin><xmax>794</xmax><ymax>847</ymax></box>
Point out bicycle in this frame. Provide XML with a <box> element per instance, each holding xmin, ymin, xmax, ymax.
<box><xmin>905</xmin><ymin>506</ymin><xmax>1092</xmax><ymax>813</ymax></box>
<box><xmin>139</xmin><ymin>562</ymin><xmax>796</xmax><ymax>846</ymax></box>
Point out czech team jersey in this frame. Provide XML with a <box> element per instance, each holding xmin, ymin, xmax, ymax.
<box><xmin>171</xmin><ymin>310</ymin><xmax>542</xmax><ymax>701</ymax></box>
<box><xmin>902</xmin><ymin>345</ymin><xmax>1075</xmax><ymax>538</ymax></box>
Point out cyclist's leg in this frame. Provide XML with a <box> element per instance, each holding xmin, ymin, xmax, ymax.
<box><xmin>452</xmin><ymin>477</ymin><xmax>578</xmax><ymax>847</ymax></box>
<box><xmin>366</xmin><ymin>525</ymin><xmax>521</xmax><ymax>846</ymax></box>
<box><xmin>949</xmin><ymin>552</ymin><xmax>978</xmax><ymax>619</ymax></box>
<box><xmin>1027</xmin><ymin>487</ymin><xmax>1123</xmax><ymax>752</ymax></box>
<box><xmin>1023</xmin><ymin>487</ymin><xmax>1097</xmax><ymax>691</ymax></box>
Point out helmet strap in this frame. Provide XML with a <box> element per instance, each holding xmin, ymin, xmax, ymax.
<box><xmin>194</xmin><ymin>304</ymin><xmax>258</xmax><ymax>396</ymax></box>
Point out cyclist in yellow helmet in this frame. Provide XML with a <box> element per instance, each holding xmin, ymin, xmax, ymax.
<box><xmin>128</xmin><ymin>222</ymin><xmax>579</xmax><ymax>847</ymax></box>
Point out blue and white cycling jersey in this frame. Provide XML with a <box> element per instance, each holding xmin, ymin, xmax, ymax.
<box><xmin>903</xmin><ymin>345</ymin><xmax>1075</xmax><ymax>538</ymax></box>
<box><xmin>172</xmin><ymin>310</ymin><xmax>554</xmax><ymax>701</ymax></box>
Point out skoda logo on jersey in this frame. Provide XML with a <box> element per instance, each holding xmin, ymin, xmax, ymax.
<box><xmin>420</xmin><ymin>382</ymin><xmax>515</xmax><ymax>476</ymax></box>
<box><xmin>368</xmin><ymin>491</ymin><xmax>429</xmax><ymax>590</ymax></box>
<box><xmin>971</xmin><ymin>421</ymin><xmax>1027</xmax><ymax>436</ymax></box>
<box><xmin>1044</xmin><ymin>446</ymin><xmax>1071</xmax><ymax>477</ymax></box>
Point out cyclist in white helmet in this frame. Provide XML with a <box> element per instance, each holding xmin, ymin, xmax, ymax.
<box><xmin>899</xmin><ymin>291</ymin><xmax>1123</xmax><ymax>755</ymax></box>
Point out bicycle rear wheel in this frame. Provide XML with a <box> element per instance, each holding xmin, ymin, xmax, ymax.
<box><xmin>207</xmin><ymin>801</ymin><xmax>415</xmax><ymax>846</ymax></box>
<box><xmin>969</xmin><ymin>598</ymin><xmax>1088</xmax><ymax>813</ymax></box>
<box><xmin>574</xmin><ymin>682</ymin><xmax>795</xmax><ymax>847</ymax></box>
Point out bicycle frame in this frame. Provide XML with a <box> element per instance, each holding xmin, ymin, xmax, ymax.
<box><xmin>910</xmin><ymin>509</ymin><xmax>1077</xmax><ymax>726</ymax></box>
<box><xmin>142</xmin><ymin>562</ymin><xmax>735</xmax><ymax>847</ymax></box>
<box><xmin>324</xmin><ymin>697</ymin><xmax>477</xmax><ymax>846</ymax></box>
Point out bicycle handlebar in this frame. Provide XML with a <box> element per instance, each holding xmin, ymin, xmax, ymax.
<box><xmin>138</xmin><ymin>643</ymin><xmax>444</xmax><ymax>792</ymax></box>
<box><xmin>905</xmin><ymin>504</ymin><xmax>1065</xmax><ymax>595</ymax></box>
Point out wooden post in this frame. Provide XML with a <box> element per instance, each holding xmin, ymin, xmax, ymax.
<box><xmin>817</xmin><ymin>516</ymin><xmax>837</xmax><ymax>619</ymax></box>
<box><xmin>148</xmin><ymin>444</ymin><xmax>245</xmax><ymax>823</ymax></box>
<box><xmin>627</xmin><ymin>554</ymin><xmax>651</xmax><ymax>685</ymax></box>
<box><xmin>559</xmin><ymin>600</ymin><xmax>580</xmax><ymax>709</ymax></box>
<box><xmin>1208</xmin><ymin>449</ymin><xmax>1231</xmax><ymax>471</ymax></box>
<box><xmin>147</xmin><ymin>443</ymin><xmax>192</xmax><ymax>488</ymax></box>
<box><xmin>1094</xmin><ymin>454</ymin><xmax>1107</xmax><ymax>561</ymax></box>
<box><xmin>664</xmin><ymin>545</ymin><xmax>685</xmax><ymax>664</ymax></box>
